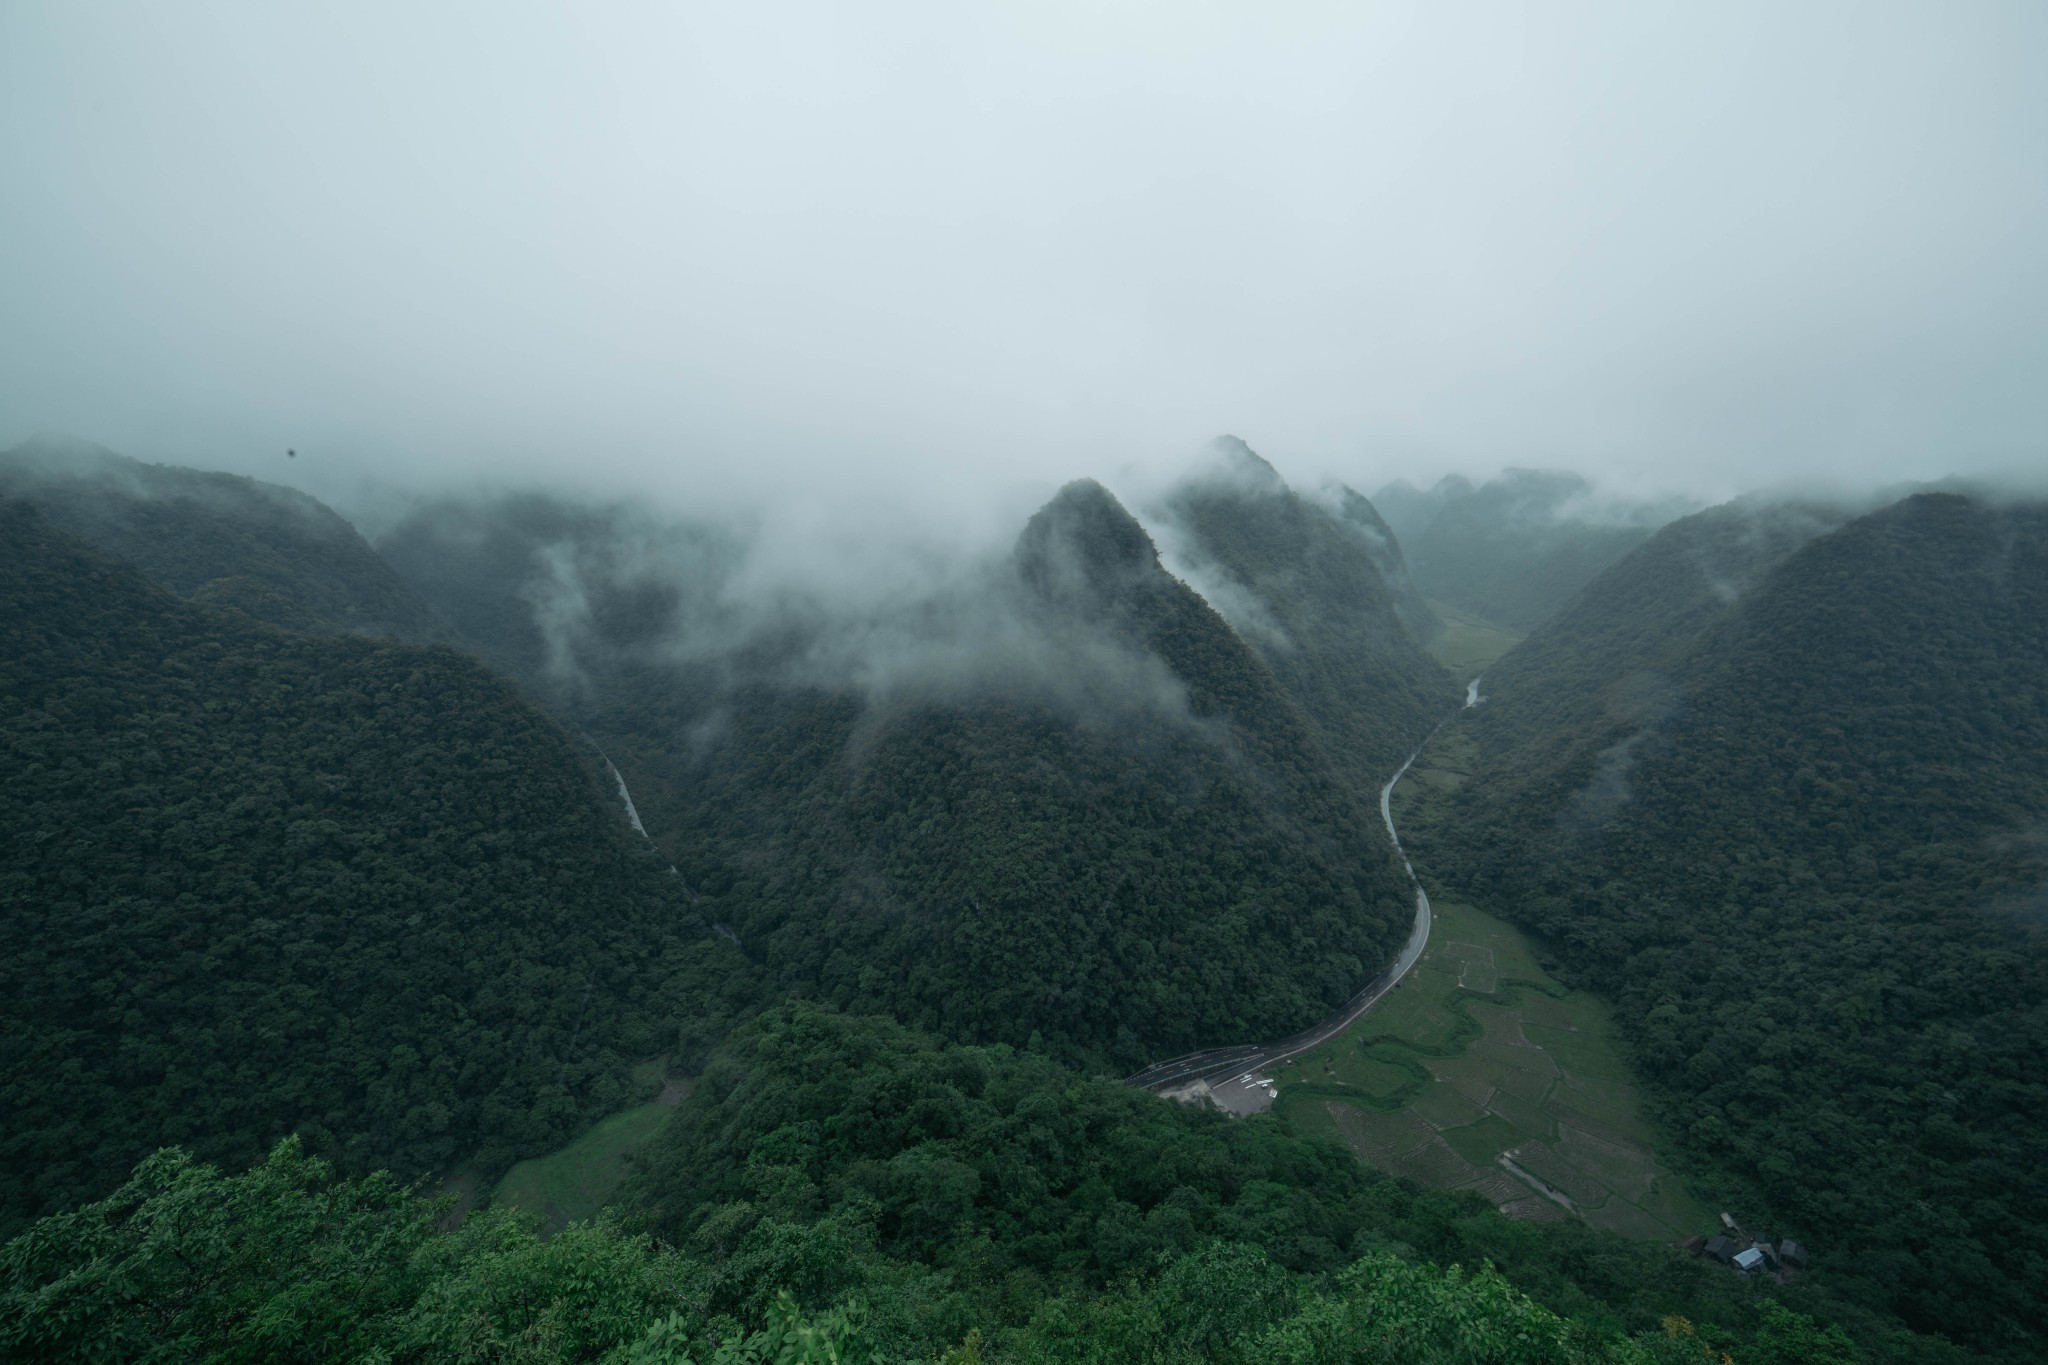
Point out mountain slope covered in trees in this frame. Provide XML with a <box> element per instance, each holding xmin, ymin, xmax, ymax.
<box><xmin>384</xmin><ymin>479</ymin><xmax>1419</xmax><ymax>1071</ymax></box>
<box><xmin>0</xmin><ymin>500</ymin><xmax>756</xmax><ymax>1235</ymax></box>
<box><xmin>1323</xmin><ymin>478</ymin><xmax>1443</xmax><ymax>645</ymax></box>
<box><xmin>1149</xmin><ymin>438</ymin><xmax>1458</xmax><ymax>787</ymax></box>
<box><xmin>0</xmin><ymin>443</ymin><xmax>2015</xmax><ymax>1362</ymax></box>
<box><xmin>1405</xmin><ymin>492</ymin><xmax>2048</xmax><ymax>1353</ymax></box>
<box><xmin>0</xmin><ymin>436</ymin><xmax>446</xmax><ymax>640</ymax></box>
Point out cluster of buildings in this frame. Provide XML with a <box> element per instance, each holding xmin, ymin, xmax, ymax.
<box><xmin>1684</xmin><ymin>1211</ymin><xmax>1807</xmax><ymax>1278</ymax></box>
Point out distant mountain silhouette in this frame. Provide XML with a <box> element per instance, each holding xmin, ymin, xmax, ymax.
<box><xmin>0</xmin><ymin>435</ymin><xmax>446</xmax><ymax>640</ymax></box>
<box><xmin>1374</xmin><ymin>468</ymin><xmax>1695</xmax><ymax>631</ymax></box>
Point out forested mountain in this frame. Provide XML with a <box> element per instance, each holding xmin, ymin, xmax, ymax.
<box><xmin>0</xmin><ymin>457</ymin><xmax>2001</xmax><ymax>1362</ymax></box>
<box><xmin>0</xmin><ymin>435</ymin><xmax>446</xmax><ymax>640</ymax></box>
<box><xmin>1373</xmin><ymin>469</ymin><xmax>1694</xmax><ymax>631</ymax></box>
<box><xmin>1322</xmin><ymin>478</ymin><xmax>1443</xmax><ymax>645</ymax></box>
<box><xmin>382</xmin><ymin>479</ymin><xmax>1419</xmax><ymax>1071</ymax></box>
<box><xmin>1426</xmin><ymin>496</ymin><xmax>1858</xmax><ymax>816</ymax></box>
<box><xmin>1148</xmin><ymin>437</ymin><xmax>1458</xmax><ymax>786</ymax></box>
<box><xmin>1405</xmin><ymin>491</ymin><xmax>2048</xmax><ymax>1353</ymax></box>
<box><xmin>0</xmin><ymin>500</ymin><xmax>756</xmax><ymax>1235</ymax></box>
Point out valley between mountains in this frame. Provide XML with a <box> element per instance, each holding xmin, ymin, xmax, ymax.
<box><xmin>3</xmin><ymin>434</ymin><xmax>2042</xmax><ymax>1363</ymax></box>
<box><xmin>1125</xmin><ymin>680</ymin><xmax>1464</xmax><ymax>1112</ymax></box>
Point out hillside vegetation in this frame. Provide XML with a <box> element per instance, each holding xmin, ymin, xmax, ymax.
<box><xmin>0</xmin><ymin>1003</ymin><xmax>1903</xmax><ymax>1363</ymax></box>
<box><xmin>0</xmin><ymin>500</ymin><xmax>756</xmax><ymax>1234</ymax></box>
<box><xmin>1374</xmin><ymin>470</ymin><xmax>1692</xmax><ymax>632</ymax></box>
<box><xmin>1152</xmin><ymin>438</ymin><xmax>1459</xmax><ymax>786</ymax></box>
<box><xmin>0</xmin><ymin>436</ymin><xmax>446</xmax><ymax>640</ymax></box>
<box><xmin>1408</xmin><ymin>493</ymin><xmax>2048</xmax><ymax>1353</ymax></box>
<box><xmin>0</xmin><ymin>441</ymin><xmax>2010</xmax><ymax>1361</ymax></box>
<box><xmin>383</xmin><ymin>479</ymin><xmax>1424</xmax><ymax>1070</ymax></box>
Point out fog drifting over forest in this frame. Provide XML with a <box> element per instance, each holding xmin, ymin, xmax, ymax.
<box><xmin>3</xmin><ymin>1</ymin><xmax>2044</xmax><ymax>539</ymax></box>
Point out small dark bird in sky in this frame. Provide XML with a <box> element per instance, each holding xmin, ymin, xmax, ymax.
<box><xmin>287</xmin><ymin>448</ymin><xmax>296</xmax><ymax>458</ymax></box>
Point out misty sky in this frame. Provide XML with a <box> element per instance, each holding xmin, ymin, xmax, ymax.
<box><xmin>3</xmin><ymin>1</ymin><xmax>2044</xmax><ymax>527</ymax></box>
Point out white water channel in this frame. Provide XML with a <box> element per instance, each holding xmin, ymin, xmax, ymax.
<box><xmin>604</xmin><ymin>757</ymin><xmax>649</xmax><ymax>837</ymax></box>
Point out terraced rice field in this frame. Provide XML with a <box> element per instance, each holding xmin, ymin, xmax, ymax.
<box><xmin>1272</xmin><ymin>752</ymin><xmax>1711</xmax><ymax>1243</ymax></box>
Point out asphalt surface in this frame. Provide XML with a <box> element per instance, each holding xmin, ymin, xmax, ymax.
<box><xmin>1127</xmin><ymin>685</ymin><xmax>1478</xmax><ymax>1103</ymax></box>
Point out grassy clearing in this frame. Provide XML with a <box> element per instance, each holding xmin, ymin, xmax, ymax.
<box><xmin>1273</xmin><ymin>747</ymin><xmax>1710</xmax><ymax>1242</ymax></box>
<box><xmin>1273</xmin><ymin>895</ymin><xmax>1709</xmax><ymax>1240</ymax></box>
<box><xmin>492</xmin><ymin>1060</ymin><xmax>684</xmax><ymax>1234</ymax></box>
<box><xmin>1423</xmin><ymin>600</ymin><xmax>1524</xmax><ymax>677</ymax></box>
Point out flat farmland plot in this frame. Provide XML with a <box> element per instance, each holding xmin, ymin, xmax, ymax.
<box><xmin>1272</xmin><ymin>890</ymin><xmax>1712</xmax><ymax>1241</ymax></box>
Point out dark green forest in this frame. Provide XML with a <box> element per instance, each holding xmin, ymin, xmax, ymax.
<box><xmin>3</xmin><ymin>1005</ymin><xmax>1894</xmax><ymax>1364</ymax></box>
<box><xmin>4</xmin><ymin>440</ymin><xmax>2041</xmax><ymax>1361</ymax></box>
<box><xmin>0</xmin><ymin>500</ymin><xmax>756</xmax><ymax>1234</ymax></box>
<box><xmin>383</xmin><ymin>479</ymin><xmax>1421</xmax><ymax>1070</ymax></box>
<box><xmin>1</xmin><ymin>436</ymin><xmax>447</xmax><ymax>641</ymax></box>
<box><xmin>1406</xmin><ymin>493</ymin><xmax>2048</xmax><ymax>1353</ymax></box>
<box><xmin>1152</xmin><ymin>437</ymin><xmax>1458</xmax><ymax>785</ymax></box>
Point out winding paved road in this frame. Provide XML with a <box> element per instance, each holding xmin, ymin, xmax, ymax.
<box><xmin>1125</xmin><ymin>683</ymin><xmax>1478</xmax><ymax>1102</ymax></box>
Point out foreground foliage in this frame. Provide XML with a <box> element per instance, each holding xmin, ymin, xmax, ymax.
<box><xmin>2</xmin><ymin>1009</ymin><xmax>1889</xmax><ymax>1364</ymax></box>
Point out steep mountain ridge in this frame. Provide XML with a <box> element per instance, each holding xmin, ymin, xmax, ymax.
<box><xmin>1323</xmin><ymin>480</ymin><xmax>1442</xmax><ymax>643</ymax></box>
<box><xmin>1407</xmin><ymin>491</ymin><xmax>2048</xmax><ymax>1350</ymax></box>
<box><xmin>1434</xmin><ymin>496</ymin><xmax>1859</xmax><ymax>823</ymax></box>
<box><xmin>1151</xmin><ymin>438</ymin><xmax>1458</xmax><ymax>788</ymax></box>
<box><xmin>379</xmin><ymin>478</ymin><xmax>1420</xmax><ymax>1069</ymax></box>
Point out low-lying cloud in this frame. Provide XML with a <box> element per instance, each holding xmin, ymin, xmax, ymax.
<box><xmin>2</xmin><ymin>2</ymin><xmax>2042</xmax><ymax>538</ymax></box>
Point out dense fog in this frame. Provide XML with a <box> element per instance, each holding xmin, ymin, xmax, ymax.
<box><xmin>4</xmin><ymin>1</ymin><xmax>2044</xmax><ymax>544</ymax></box>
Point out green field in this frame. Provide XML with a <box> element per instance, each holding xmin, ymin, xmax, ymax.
<box><xmin>1272</xmin><ymin>747</ymin><xmax>1710</xmax><ymax>1241</ymax></box>
<box><xmin>492</xmin><ymin>1061</ymin><xmax>684</xmax><ymax>1233</ymax></box>
<box><xmin>1424</xmin><ymin>600</ymin><xmax>1524</xmax><ymax>677</ymax></box>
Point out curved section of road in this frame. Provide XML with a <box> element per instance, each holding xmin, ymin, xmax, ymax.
<box><xmin>1125</xmin><ymin>682</ymin><xmax>1478</xmax><ymax>1096</ymax></box>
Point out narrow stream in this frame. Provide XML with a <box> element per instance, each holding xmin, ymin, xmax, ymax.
<box><xmin>604</xmin><ymin>757</ymin><xmax>649</xmax><ymax>837</ymax></box>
